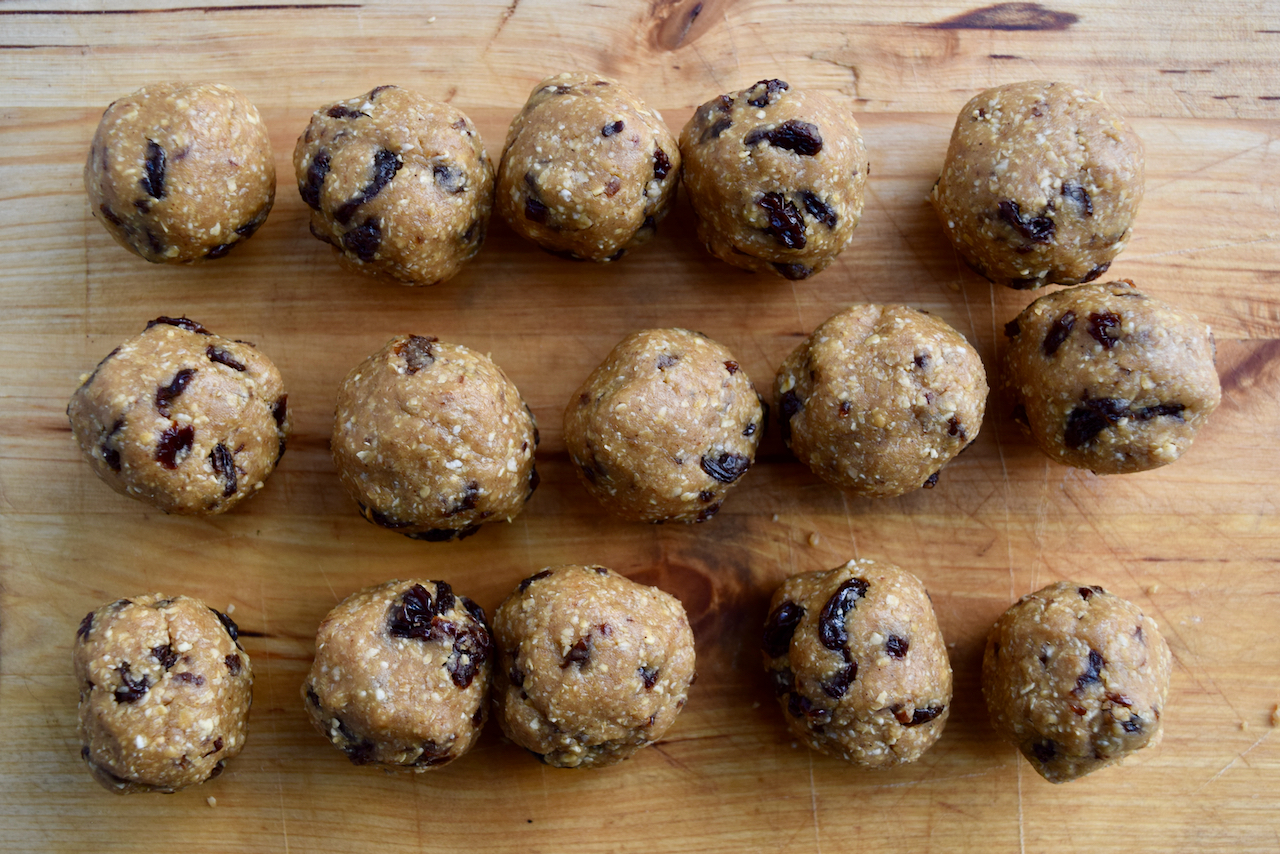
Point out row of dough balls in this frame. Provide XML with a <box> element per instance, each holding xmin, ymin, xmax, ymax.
<box><xmin>67</xmin><ymin>283</ymin><xmax>1219</xmax><ymax>526</ymax></box>
<box><xmin>73</xmin><ymin>562</ymin><xmax>1170</xmax><ymax>794</ymax></box>
<box><xmin>85</xmin><ymin>77</ymin><xmax>1143</xmax><ymax>290</ymax></box>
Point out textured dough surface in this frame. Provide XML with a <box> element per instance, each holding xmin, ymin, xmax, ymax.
<box><xmin>1004</xmin><ymin>280</ymin><xmax>1220</xmax><ymax>473</ymax></box>
<box><xmin>931</xmin><ymin>80</ymin><xmax>1144</xmax><ymax>290</ymax></box>
<box><xmin>74</xmin><ymin>593</ymin><xmax>252</xmax><ymax>793</ymax></box>
<box><xmin>564</xmin><ymin>328</ymin><xmax>763</xmax><ymax>523</ymax></box>
<box><xmin>762</xmin><ymin>560</ymin><xmax>952</xmax><ymax>767</ymax></box>
<box><xmin>294</xmin><ymin>85</ymin><xmax>493</xmax><ymax>285</ymax></box>
<box><xmin>982</xmin><ymin>581</ymin><xmax>1172</xmax><ymax>783</ymax></box>
<box><xmin>303</xmin><ymin>579</ymin><xmax>492</xmax><ymax>770</ymax></box>
<box><xmin>332</xmin><ymin>335</ymin><xmax>538</xmax><ymax>540</ymax></box>
<box><xmin>85</xmin><ymin>82</ymin><xmax>275</xmax><ymax>263</ymax></box>
<box><xmin>492</xmin><ymin>565</ymin><xmax>696</xmax><ymax>768</ymax></box>
<box><xmin>679</xmin><ymin>78</ymin><xmax>868</xmax><ymax>280</ymax></box>
<box><xmin>775</xmin><ymin>305</ymin><xmax>987</xmax><ymax>497</ymax></box>
<box><xmin>496</xmin><ymin>72</ymin><xmax>680</xmax><ymax>262</ymax></box>
<box><xmin>67</xmin><ymin>316</ymin><xmax>290</xmax><ymax>515</ymax></box>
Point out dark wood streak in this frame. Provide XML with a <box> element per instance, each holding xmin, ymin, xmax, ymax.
<box><xmin>926</xmin><ymin>2</ymin><xmax>1078</xmax><ymax>30</ymax></box>
<box><xmin>0</xmin><ymin>4</ymin><xmax>360</xmax><ymax>15</ymax></box>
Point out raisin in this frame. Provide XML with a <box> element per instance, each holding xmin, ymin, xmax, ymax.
<box><xmin>719</xmin><ymin>360</ymin><xmax>739</xmax><ymax>375</ymax></box>
<box><xmin>508</xmin><ymin>663</ymin><xmax>527</xmax><ymax>688</ymax></box>
<box><xmin>415</xmin><ymin>742</ymin><xmax>454</xmax><ymax>767</ymax></box>
<box><xmin>154</xmin><ymin>424</ymin><xmax>195</xmax><ymax>469</ymax></box>
<box><xmin>1081</xmin><ymin>261</ymin><xmax>1110</xmax><ymax>283</ymax></box>
<box><xmin>769</xmin><ymin>667</ymin><xmax>795</xmax><ymax>696</ymax></box>
<box><xmin>1134</xmin><ymin>402</ymin><xmax>1185</xmax><ymax>421</ymax></box>
<box><xmin>113</xmin><ymin>662</ymin><xmax>149</xmax><ymax>703</ymax></box>
<box><xmin>885</xmin><ymin>635</ymin><xmax>909</xmax><ymax>659</ymax></box>
<box><xmin>787</xmin><ymin>692</ymin><xmax>830</xmax><ymax>724</ymax></box>
<box><xmin>1088</xmin><ymin>311</ymin><xmax>1122</xmax><ymax>349</ymax></box>
<box><xmin>895</xmin><ymin>705</ymin><xmax>945</xmax><ymax>727</ymax></box>
<box><xmin>99</xmin><ymin>204</ymin><xmax>123</xmax><ymax>226</ymax></box>
<box><xmin>207</xmin><ymin>761</ymin><xmax>227</xmax><ymax>780</ymax></box>
<box><xmin>947</xmin><ymin>417</ymin><xmax>965</xmax><ymax>440</ymax></box>
<box><xmin>152</xmin><ymin>645</ymin><xmax>177</xmax><ymax>669</ymax></box>
<box><xmin>209</xmin><ymin>443</ymin><xmax>236</xmax><ymax>497</ymax></box>
<box><xmin>757</xmin><ymin>192</ymin><xmax>806</xmax><ymax>249</ymax></box>
<box><xmin>526</xmin><ymin>464</ymin><xmax>540</xmax><ymax>499</ymax></box>
<box><xmin>326</xmin><ymin>104</ymin><xmax>367</xmax><ymax>119</ymax></box>
<box><xmin>744</xmin><ymin>120</ymin><xmax>823</xmax><ymax>156</ymax></box>
<box><xmin>206</xmin><ymin>346</ymin><xmax>246</xmax><ymax>372</ymax></box>
<box><xmin>779</xmin><ymin>389</ymin><xmax>803</xmax><ymax>444</ymax></box>
<box><xmin>334</xmin><ymin>148</ymin><xmax>401</xmax><ymax>225</ymax></box>
<box><xmin>818</xmin><ymin>578</ymin><xmax>869</xmax><ymax>650</ymax></box>
<box><xmin>235</xmin><ymin>207</ymin><xmax>270</xmax><ymax>239</ymax></box>
<box><xmin>204</xmin><ymin>243</ymin><xmax>234</xmax><ymax>260</ymax></box>
<box><xmin>342</xmin><ymin>217</ymin><xmax>382</xmax><ymax>262</ymax></box>
<box><xmin>519</xmin><ymin>569</ymin><xmax>553</xmax><ymax>592</ymax></box>
<box><xmin>743</xmin><ymin>421</ymin><xmax>757</xmax><ymax>437</ymax></box>
<box><xmin>445</xmin><ymin>480</ymin><xmax>480</xmax><ymax>517</ymax></box>
<box><xmin>144</xmin><ymin>228</ymin><xmax>165</xmax><ymax>256</ymax></box>
<box><xmin>700</xmin><ymin>452</ymin><xmax>750</xmax><ymax>483</ymax></box>
<box><xmin>76</xmin><ymin>611</ymin><xmax>94</xmax><ymax>640</ymax></box>
<box><xmin>154</xmin><ymin>368</ymin><xmax>196</xmax><ymax>417</ymax></box>
<box><xmin>101</xmin><ymin>425</ymin><xmax>123</xmax><ymax>471</ymax></box>
<box><xmin>698</xmin><ymin>490</ymin><xmax>715</xmax><ymax>502</ymax></box>
<box><xmin>344</xmin><ymin>740</ymin><xmax>376</xmax><ymax>766</ymax></box>
<box><xmin>1042</xmin><ymin>310</ymin><xmax>1077</xmax><ymax>356</ymax></box>
<box><xmin>695</xmin><ymin>502</ymin><xmax>722</xmax><ymax>523</ymax></box>
<box><xmin>447</xmin><ymin>626</ymin><xmax>491</xmax><ymax>688</ymax></box>
<box><xmin>174</xmin><ymin>671</ymin><xmax>205</xmax><ymax>686</ymax></box>
<box><xmin>998</xmin><ymin>200</ymin><xmax>1055</xmax><ymax>244</ymax></box>
<box><xmin>146</xmin><ymin>316</ymin><xmax>210</xmax><ymax>335</ymax></box>
<box><xmin>603</xmin><ymin>177</ymin><xmax>621</xmax><ymax>197</ymax></box>
<box><xmin>1078</xmin><ymin>585</ymin><xmax>1105</xmax><ymax>600</ymax></box>
<box><xmin>524</xmin><ymin>196</ymin><xmax>550</xmax><ymax>224</ymax></box>
<box><xmin>653</xmin><ymin>147</ymin><xmax>671</xmax><ymax>179</ymax></box>
<box><xmin>305</xmin><ymin>686</ymin><xmax>322</xmax><ymax>708</ymax></box>
<box><xmin>562</xmin><ymin>637</ymin><xmax>592</xmax><ymax>668</ymax></box>
<box><xmin>657</xmin><ymin>353</ymin><xmax>679</xmax><ymax>370</ymax></box>
<box><xmin>370</xmin><ymin>85</ymin><xmax>395</xmax><ymax>99</ymax></box>
<box><xmin>1076</xmin><ymin>649</ymin><xmax>1104</xmax><ymax>691</ymax></box>
<box><xmin>762</xmin><ymin>601</ymin><xmax>805</xmax><ymax>658</ymax></box>
<box><xmin>301</xmin><ymin>150</ymin><xmax>331</xmax><ymax>210</ymax></box>
<box><xmin>140</xmin><ymin>139</ymin><xmax>166</xmax><ymax>199</ymax></box>
<box><xmin>639</xmin><ymin>666</ymin><xmax>660</xmax><ymax>689</ymax></box>
<box><xmin>602</xmin><ymin>120</ymin><xmax>624</xmax><ymax>137</ymax></box>
<box><xmin>701</xmin><ymin>117</ymin><xmax>732</xmax><ymax>142</ymax></box>
<box><xmin>210</xmin><ymin>737</ymin><xmax>225</xmax><ymax>755</ymax></box>
<box><xmin>821</xmin><ymin>656</ymin><xmax>856</xmax><ymax>699</ymax></box>
<box><xmin>1038</xmin><ymin>643</ymin><xmax>1052</xmax><ymax>667</ymax></box>
<box><xmin>923</xmin><ymin>472</ymin><xmax>940</xmax><ymax>488</ymax></box>
<box><xmin>395</xmin><ymin>334</ymin><xmax>437</xmax><ymax>373</ymax></box>
<box><xmin>272</xmin><ymin>396</ymin><xmax>288</xmax><ymax>428</ymax></box>
<box><xmin>433</xmin><ymin>163</ymin><xmax>466</xmax><ymax>194</ymax></box>
<box><xmin>801</xmin><ymin>191</ymin><xmax>836</xmax><ymax>227</ymax></box>
<box><xmin>1121</xmin><ymin>715</ymin><xmax>1143</xmax><ymax>734</ymax></box>
<box><xmin>747</xmin><ymin>79</ymin><xmax>789</xmax><ymax>107</ymax></box>
<box><xmin>1004</xmin><ymin>318</ymin><xmax>1021</xmax><ymax>338</ymax></box>
<box><xmin>772</xmin><ymin>262</ymin><xmax>812</xmax><ymax>280</ymax></box>
<box><xmin>388</xmin><ymin>583</ymin><xmax>452</xmax><ymax>639</ymax></box>
<box><xmin>206</xmin><ymin>609</ymin><xmax>239</xmax><ymax>646</ymax></box>
<box><xmin>1061</xmin><ymin>183</ymin><xmax>1093</xmax><ymax>217</ymax></box>
<box><xmin>1064</xmin><ymin>397</ymin><xmax>1128</xmax><ymax>449</ymax></box>
<box><xmin>1031</xmin><ymin>740</ymin><xmax>1057</xmax><ymax>763</ymax></box>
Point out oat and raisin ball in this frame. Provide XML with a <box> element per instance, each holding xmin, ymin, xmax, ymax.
<box><xmin>294</xmin><ymin>85</ymin><xmax>493</xmax><ymax>285</ymax></box>
<box><xmin>492</xmin><ymin>565</ymin><xmax>696</xmax><ymax>769</ymax></box>
<box><xmin>775</xmin><ymin>305</ymin><xmax>987</xmax><ymax>497</ymax></box>
<box><xmin>931</xmin><ymin>80</ymin><xmax>1145</xmax><ymax>289</ymax></box>
<box><xmin>563</xmin><ymin>328</ymin><xmax>764</xmax><ymax>524</ymax></box>
<box><xmin>332</xmin><ymin>335</ymin><xmax>539</xmax><ymax>541</ymax></box>
<box><xmin>303</xmin><ymin>579</ymin><xmax>492</xmax><ymax>770</ymax></box>
<box><xmin>74</xmin><ymin>593</ymin><xmax>252</xmax><ymax>794</ymax></box>
<box><xmin>67</xmin><ymin>316</ymin><xmax>290</xmax><ymax>515</ymax></box>
<box><xmin>762</xmin><ymin>560</ymin><xmax>952</xmax><ymax>767</ymax></box>
<box><xmin>85</xmin><ymin>82</ymin><xmax>275</xmax><ymax>263</ymax></box>
<box><xmin>982</xmin><ymin>582</ymin><xmax>1172</xmax><ymax>783</ymax></box>
<box><xmin>1004</xmin><ymin>280</ymin><xmax>1220</xmax><ymax>473</ymax></box>
<box><xmin>496</xmin><ymin>72</ymin><xmax>680</xmax><ymax>262</ymax></box>
<box><xmin>679</xmin><ymin>78</ymin><xmax>869</xmax><ymax>280</ymax></box>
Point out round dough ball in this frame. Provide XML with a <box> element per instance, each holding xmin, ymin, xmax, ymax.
<box><xmin>761</xmin><ymin>559</ymin><xmax>952</xmax><ymax>767</ymax></box>
<box><xmin>74</xmin><ymin>593</ymin><xmax>252</xmax><ymax>793</ymax></box>
<box><xmin>332</xmin><ymin>334</ymin><xmax>538</xmax><ymax>541</ymax></box>
<box><xmin>775</xmin><ymin>305</ymin><xmax>988</xmax><ymax>497</ymax></box>
<box><xmin>1004</xmin><ymin>280</ymin><xmax>1220</xmax><ymax>473</ymax></box>
<box><xmin>67</xmin><ymin>316</ymin><xmax>290</xmax><ymax>515</ymax></box>
<box><xmin>492</xmin><ymin>565</ymin><xmax>696</xmax><ymax>768</ymax></box>
<box><xmin>303</xmin><ymin>579</ymin><xmax>492</xmax><ymax>770</ymax></box>
<box><xmin>563</xmin><ymin>328</ymin><xmax>764</xmax><ymax>523</ymax></box>
<box><xmin>294</xmin><ymin>85</ymin><xmax>494</xmax><ymax>286</ymax></box>
<box><xmin>931</xmin><ymin>80</ymin><xmax>1144</xmax><ymax>290</ymax></box>
<box><xmin>85</xmin><ymin>82</ymin><xmax>275</xmax><ymax>263</ymax></box>
<box><xmin>982</xmin><ymin>582</ymin><xmax>1172</xmax><ymax>783</ymax></box>
<box><xmin>495</xmin><ymin>72</ymin><xmax>681</xmax><ymax>262</ymax></box>
<box><xmin>679</xmin><ymin>78</ymin><xmax>868</xmax><ymax>280</ymax></box>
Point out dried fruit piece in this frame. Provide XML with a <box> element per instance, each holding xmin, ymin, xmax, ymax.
<box><xmin>998</xmin><ymin>200</ymin><xmax>1055</xmax><ymax>244</ymax></box>
<box><xmin>762</xmin><ymin>601</ymin><xmax>805</xmax><ymax>658</ymax></box>
<box><xmin>758</xmin><ymin>192</ymin><xmax>806</xmax><ymax>249</ymax></box>
<box><xmin>154</xmin><ymin>368</ymin><xmax>196</xmax><ymax>417</ymax></box>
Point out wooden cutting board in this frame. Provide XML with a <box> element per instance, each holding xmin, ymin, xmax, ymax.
<box><xmin>2</xmin><ymin>1</ymin><xmax>1277</xmax><ymax>851</ymax></box>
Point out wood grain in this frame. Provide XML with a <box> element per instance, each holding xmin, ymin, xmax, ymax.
<box><xmin>1</xmin><ymin>2</ymin><xmax>1278</xmax><ymax>852</ymax></box>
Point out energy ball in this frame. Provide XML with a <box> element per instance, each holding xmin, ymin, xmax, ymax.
<box><xmin>332</xmin><ymin>335</ymin><xmax>538</xmax><ymax>541</ymax></box>
<box><xmin>74</xmin><ymin>593</ymin><xmax>252</xmax><ymax>794</ymax></box>
<box><xmin>982</xmin><ymin>582</ymin><xmax>1172</xmax><ymax>783</ymax></box>
<box><xmin>762</xmin><ymin>559</ymin><xmax>952</xmax><ymax>767</ymax></box>
<box><xmin>679</xmin><ymin>78</ymin><xmax>869</xmax><ymax>280</ymax></box>
<box><xmin>303</xmin><ymin>579</ymin><xmax>492</xmax><ymax>770</ymax></box>
<box><xmin>775</xmin><ymin>305</ymin><xmax>988</xmax><ymax>497</ymax></box>
<box><xmin>294</xmin><ymin>85</ymin><xmax>493</xmax><ymax>286</ymax></box>
<box><xmin>67</xmin><ymin>316</ymin><xmax>290</xmax><ymax>515</ymax></box>
<box><xmin>931</xmin><ymin>80</ymin><xmax>1145</xmax><ymax>290</ymax></box>
<box><xmin>496</xmin><ymin>72</ymin><xmax>680</xmax><ymax>262</ymax></box>
<box><xmin>1004</xmin><ymin>280</ymin><xmax>1220</xmax><ymax>473</ymax></box>
<box><xmin>492</xmin><ymin>565</ymin><xmax>696</xmax><ymax>768</ymax></box>
<box><xmin>85</xmin><ymin>82</ymin><xmax>274</xmax><ymax>263</ymax></box>
<box><xmin>564</xmin><ymin>328</ymin><xmax>764</xmax><ymax>523</ymax></box>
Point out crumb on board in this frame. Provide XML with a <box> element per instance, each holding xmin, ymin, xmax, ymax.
<box><xmin>1271</xmin><ymin>704</ymin><xmax>1279</xmax><ymax>727</ymax></box>
<box><xmin>808</xmin><ymin>532</ymin><xmax>821</xmax><ymax>547</ymax></box>
<box><xmin>226</xmin><ymin>603</ymin><xmax>236</xmax><ymax>615</ymax></box>
<box><xmin>207</xmin><ymin>796</ymin><xmax>217</xmax><ymax>808</ymax></box>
